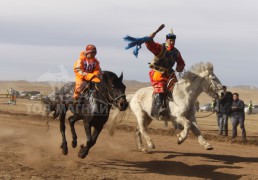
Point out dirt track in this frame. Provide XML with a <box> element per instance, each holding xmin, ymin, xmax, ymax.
<box><xmin>1</xmin><ymin>100</ymin><xmax>258</xmax><ymax>179</ymax></box>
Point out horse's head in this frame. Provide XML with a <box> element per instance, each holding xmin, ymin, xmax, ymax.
<box><xmin>101</xmin><ymin>71</ymin><xmax>128</xmax><ymax>111</ymax></box>
<box><xmin>196</xmin><ymin>63</ymin><xmax>223</xmax><ymax>97</ymax></box>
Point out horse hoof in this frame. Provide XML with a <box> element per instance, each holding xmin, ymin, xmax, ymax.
<box><xmin>148</xmin><ymin>143</ymin><xmax>155</xmax><ymax>149</ymax></box>
<box><xmin>177</xmin><ymin>136</ymin><xmax>183</xmax><ymax>145</ymax></box>
<box><xmin>78</xmin><ymin>145</ymin><xmax>89</xmax><ymax>159</ymax></box>
<box><xmin>62</xmin><ymin>148</ymin><xmax>68</xmax><ymax>155</ymax></box>
<box><xmin>137</xmin><ymin>146</ymin><xmax>147</xmax><ymax>152</ymax></box>
<box><xmin>78</xmin><ymin>153</ymin><xmax>87</xmax><ymax>159</ymax></box>
<box><xmin>177</xmin><ymin>139</ymin><xmax>182</xmax><ymax>145</ymax></box>
<box><xmin>205</xmin><ymin>145</ymin><xmax>214</xmax><ymax>150</ymax></box>
<box><xmin>60</xmin><ymin>143</ymin><xmax>68</xmax><ymax>155</ymax></box>
<box><xmin>71</xmin><ymin>140</ymin><xmax>77</xmax><ymax>148</ymax></box>
<box><xmin>143</xmin><ymin>150</ymin><xmax>152</xmax><ymax>154</ymax></box>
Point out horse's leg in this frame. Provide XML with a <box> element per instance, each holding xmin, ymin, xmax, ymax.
<box><xmin>136</xmin><ymin>114</ymin><xmax>155</xmax><ymax>151</ymax></box>
<box><xmin>176</xmin><ymin>116</ymin><xmax>191</xmax><ymax>144</ymax></box>
<box><xmin>78</xmin><ymin>118</ymin><xmax>92</xmax><ymax>159</ymax></box>
<box><xmin>130</xmin><ymin>95</ymin><xmax>154</xmax><ymax>151</ymax></box>
<box><xmin>59</xmin><ymin>110</ymin><xmax>68</xmax><ymax>155</ymax></box>
<box><xmin>191</xmin><ymin>120</ymin><xmax>213</xmax><ymax>150</ymax></box>
<box><xmin>90</xmin><ymin>125</ymin><xmax>103</xmax><ymax>148</ymax></box>
<box><xmin>135</xmin><ymin>126</ymin><xmax>144</xmax><ymax>151</ymax></box>
<box><xmin>68</xmin><ymin>114</ymin><xmax>81</xmax><ymax>148</ymax></box>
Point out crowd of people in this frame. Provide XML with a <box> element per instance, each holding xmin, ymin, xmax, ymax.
<box><xmin>212</xmin><ymin>85</ymin><xmax>247</xmax><ymax>143</ymax></box>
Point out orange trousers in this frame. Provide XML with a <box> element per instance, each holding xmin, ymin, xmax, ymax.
<box><xmin>73</xmin><ymin>79</ymin><xmax>88</xmax><ymax>99</ymax></box>
<box><xmin>149</xmin><ymin>69</ymin><xmax>177</xmax><ymax>94</ymax></box>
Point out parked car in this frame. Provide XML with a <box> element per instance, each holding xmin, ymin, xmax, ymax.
<box><xmin>29</xmin><ymin>94</ymin><xmax>42</xmax><ymax>100</ymax></box>
<box><xmin>199</xmin><ymin>103</ymin><xmax>212</xmax><ymax>112</ymax></box>
<box><xmin>20</xmin><ymin>91</ymin><xmax>41</xmax><ymax>99</ymax></box>
<box><xmin>244</xmin><ymin>104</ymin><xmax>258</xmax><ymax>114</ymax></box>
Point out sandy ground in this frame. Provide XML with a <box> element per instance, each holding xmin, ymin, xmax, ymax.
<box><xmin>1</xmin><ymin>98</ymin><xmax>258</xmax><ymax>180</ymax></box>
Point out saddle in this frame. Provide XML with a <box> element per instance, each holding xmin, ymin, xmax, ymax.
<box><xmin>73</xmin><ymin>82</ymin><xmax>99</xmax><ymax>115</ymax></box>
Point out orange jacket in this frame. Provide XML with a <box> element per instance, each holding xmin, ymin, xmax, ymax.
<box><xmin>74</xmin><ymin>51</ymin><xmax>101</xmax><ymax>82</ymax></box>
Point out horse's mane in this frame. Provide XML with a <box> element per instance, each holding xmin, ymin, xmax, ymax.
<box><xmin>180</xmin><ymin>62</ymin><xmax>213</xmax><ymax>81</ymax></box>
<box><xmin>101</xmin><ymin>71</ymin><xmax>118</xmax><ymax>80</ymax></box>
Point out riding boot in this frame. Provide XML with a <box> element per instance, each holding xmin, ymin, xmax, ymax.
<box><xmin>151</xmin><ymin>93</ymin><xmax>166</xmax><ymax>118</ymax></box>
<box><xmin>158</xmin><ymin>93</ymin><xmax>167</xmax><ymax>117</ymax></box>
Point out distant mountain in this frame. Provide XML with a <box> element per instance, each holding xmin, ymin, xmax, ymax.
<box><xmin>230</xmin><ymin>85</ymin><xmax>258</xmax><ymax>90</ymax></box>
<box><xmin>123</xmin><ymin>80</ymin><xmax>149</xmax><ymax>87</ymax></box>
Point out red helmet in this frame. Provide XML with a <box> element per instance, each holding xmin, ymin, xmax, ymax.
<box><xmin>85</xmin><ymin>44</ymin><xmax>97</xmax><ymax>55</ymax></box>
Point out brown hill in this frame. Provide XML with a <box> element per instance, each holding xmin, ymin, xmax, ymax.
<box><xmin>1</xmin><ymin>80</ymin><xmax>258</xmax><ymax>105</ymax></box>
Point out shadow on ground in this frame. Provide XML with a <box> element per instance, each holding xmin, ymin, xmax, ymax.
<box><xmin>91</xmin><ymin>151</ymin><xmax>258</xmax><ymax>179</ymax></box>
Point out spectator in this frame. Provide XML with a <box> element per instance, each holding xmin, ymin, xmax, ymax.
<box><xmin>219</xmin><ymin>85</ymin><xmax>233</xmax><ymax>136</ymax></box>
<box><xmin>9</xmin><ymin>88</ymin><xmax>14</xmax><ymax>102</ymax></box>
<box><xmin>213</xmin><ymin>93</ymin><xmax>222</xmax><ymax>134</ymax></box>
<box><xmin>231</xmin><ymin>93</ymin><xmax>246</xmax><ymax>142</ymax></box>
<box><xmin>195</xmin><ymin>100</ymin><xmax>200</xmax><ymax>112</ymax></box>
<box><xmin>211</xmin><ymin>98</ymin><xmax>215</xmax><ymax>112</ymax></box>
<box><xmin>9</xmin><ymin>88</ymin><xmax>16</xmax><ymax>105</ymax></box>
<box><xmin>248</xmin><ymin>100</ymin><xmax>253</xmax><ymax>115</ymax></box>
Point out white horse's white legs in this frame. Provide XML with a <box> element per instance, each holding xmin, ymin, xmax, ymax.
<box><xmin>133</xmin><ymin>112</ymin><xmax>155</xmax><ymax>151</ymax></box>
<box><xmin>135</xmin><ymin>127</ymin><xmax>145</xmax><ymax>151</ymax></box>
<box><xmin>191</xmin><ymin>121</ymin><xmax>213</xmax><ymax>150</ymax></box>
<box><xmin>138</xmin><ymin>116</ymin><xmax>155</xmax><ymax>149</ymax></box>
<box><xmin>176</xmin><ymin>117</ymin><xmax>191</xmax><ymax>144</ymax></box>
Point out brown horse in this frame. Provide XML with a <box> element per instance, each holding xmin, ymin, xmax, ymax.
<box><xmin>42</xmin><ymin>71</ymin><xmax>128</xmax><ymax>158</ymax></box>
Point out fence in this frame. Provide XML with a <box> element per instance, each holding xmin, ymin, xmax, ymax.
<box><xmin>0</xmin><ymin>94</ymin><xmax>9</xmax><ymax>98</ymax></box>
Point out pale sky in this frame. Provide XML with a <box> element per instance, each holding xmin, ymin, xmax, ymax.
<box><xmin>1</xmin><ymin>0</ymin><xmax>258</xmax><ymax>86</ymax></box>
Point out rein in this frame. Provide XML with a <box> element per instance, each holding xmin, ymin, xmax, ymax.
<box><xmin>107</xmin><ymin>90</ymin><xmax>126</xmax><ymax>106</ymax></box>
<box><xmin>95</xmin><ymin>83</ymin><xmax>125</xmax><ymax>106</ymax></box>
<box><xmin>195</xmin><ymin>111</ymin><xmax>215</xmax><ymax>118</ymax></box>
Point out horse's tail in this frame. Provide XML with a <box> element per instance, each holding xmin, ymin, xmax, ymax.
<box><xmin>108</xmin><ymin>94</ymin><xmax>133</xmax><ymax>136</ymax></box>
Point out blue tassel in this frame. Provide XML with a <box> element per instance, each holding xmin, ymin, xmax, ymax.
<box><xmin>123</xmin><ymin>35</ymin><xmax>151</xmax><ymax>58</ymax></box>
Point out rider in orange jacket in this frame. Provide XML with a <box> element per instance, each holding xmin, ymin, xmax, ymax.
<box><xmin>73</xmin><ymin>44</ymin><xmax>101</xmax><ymax>99</ymax></box>
<box><xmin>145</xmin><ymin>29</ymin><xmax>185</xmax><ymax>118</ymax></box>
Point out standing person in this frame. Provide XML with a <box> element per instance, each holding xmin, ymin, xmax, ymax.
<box><xmin>195</xmin><ymin>100</ymin><xmax>200</xmax><ymax>112</ymax></box>
<box><xmin>9</xmin><ymin>88</ymin><xmax>15</xmax><ymax>104</ymax></box>
<box><xmin>145</xmin><ymin>29</ymin><xmax>185</xmax><ymax>118</ymax></box>
<box><xmin>219</xmin><ymin>85</ymin><xmax>233</xmax><ymax>136</ymax></box>
<box><xmin>213</xmin><ymin>93</ymin><xmax>222</xmax><ymax>134</ymax></box>
<box><xmin>73</xmin><ymin>44</ymin><xmax>101</xmax><ymax>103</ymax></box>
<box><xmin>9</xmin><ymin>88</ymin><xmax>13</xmax><ymax>103</ymax></box>
<box><xmin>9</xmin><ymin>88</ymin><xmax>17</xmax><ymax>105</ymax></box>
<box><xmin>231</xmin><ymin>93</ymin><xmax>246</xmax><ymax>142</ymax></box>
<box><xmin>211</xmin><ymin>98</ymin><xmax>216</xmax><ymax>112</ymax></box>
<box><xmin>248</xmin><ymin>100</ymin><xmax>253</xmax><ymax>115</ymax></box>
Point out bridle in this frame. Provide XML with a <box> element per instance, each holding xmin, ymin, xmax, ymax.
<box><xmin>107</xmin><ymin>91</ymin><xmax>126</xmax><ymax>106</ymax></box>
<box><xmin>96</xmin><ymin>82</ymin><xmax>126</xmax><ymax>107</ymax></box>
<box><xmin>205</xmin><ymin>74</ymin><xmax>221</xmax><ymax>96</ymax></box>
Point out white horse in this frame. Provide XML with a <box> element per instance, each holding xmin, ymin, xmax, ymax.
<box><xmin>109</xmin><ymin>62</ymin><xmax>222</xmax><ymax>151</ymax></box>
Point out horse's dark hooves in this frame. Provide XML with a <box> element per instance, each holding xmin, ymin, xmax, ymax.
<box><xmin>205</xmin><ymin>145</ymin><xmax>214</xmax><ymax>150</ymax></box>
<box><xmin>60</xmin><ymin>143</ymin><xmax>68</xmax><ymax>155</ymax></box>
<box><xmin>177</xmin><ymin>140</ymin><xmax>182</xmax><ymax>145</ymax></box>
<box><xmin>78</xmin><ymin>145</ymin><xmax>89</xmax><ymax>159</ymax></box>
<box><xmin>71</xmin><ymin>140</ymin><xmax>77</xmax><ymax>148</ymax></box>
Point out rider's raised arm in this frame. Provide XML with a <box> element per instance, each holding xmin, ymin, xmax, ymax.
<box><xmin>145</xmin><ymin>38</ymin><xmax>163</xmax><ymax>56</ymax></box>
